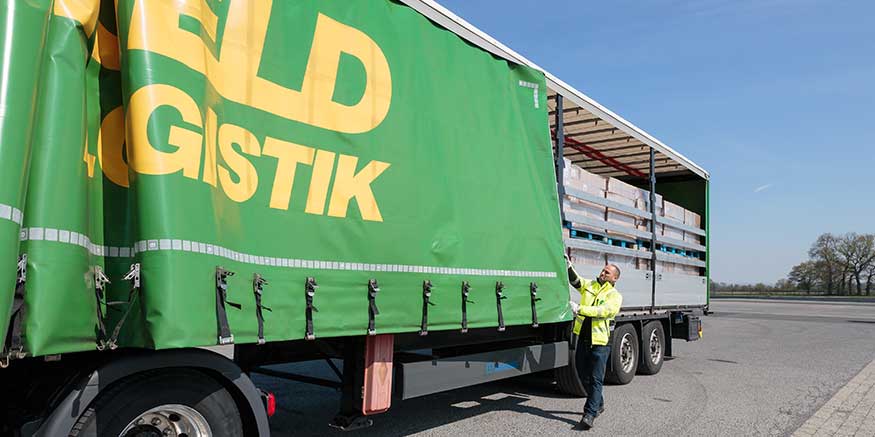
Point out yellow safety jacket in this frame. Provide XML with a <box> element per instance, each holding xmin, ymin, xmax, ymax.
<box><xmin>571</xmin><ymin>275</ymin><xmax>623</xmax><ymax>346</ymax></box>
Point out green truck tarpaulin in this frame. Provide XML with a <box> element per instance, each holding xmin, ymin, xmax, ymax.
<box><xmin>0</xmin><ymin>0</ymin><xmax>570</xmax><ymax>358</ymax></box>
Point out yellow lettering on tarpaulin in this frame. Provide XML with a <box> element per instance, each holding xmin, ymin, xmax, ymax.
<box><xmin>121</xmin><ymin>4</ymin><xmax>397</xmax><ymax>219</ymax></box>
<box><xmin>263</xmin><ymin>138</ymin><xmax>315</xmax><ymax>211</ymax></box>
<box><xmin>218</xmin><ymin>124</ymin><xmax>261</xmax><ymax>203</ymax></box>
<box><xmin>202</xmin><ymin>108</ymin><xmax>219</xmax><ymax>187</ymax></box>
<box><xmin>82</xmin><ymin>131</ymin><xmax>96</xmax><ymax>178</ymax></box>
<box><xmin>328</xmin><ymin>155</ymin><xmax>390</xmax><ymax>222</ymax></box>
<box><xmin>127</xmin><ymin>1</ymin><xmax>392</xmax><ymax>133</ymax></box>
<box><xmin>91</xmin><ymin>23</ymin><xmax>120</xmax><ymax>70</ymax></box>
<box><xmin>305</xmin><ymin>150</ymin><xmax>336</xmax><ymax>216</ymax></box>
<box><xmin>126</xmin><ymin>84</ymin><xmax>203</xmax><ymax>179</ymax></box>
<box><xmin>97</xmin><ymin>107</ymin><xmax>129</xmax><ymax>187</ymax></box>
<box><xmin>54</xmin><ymin>0</ymin><xmax>100</xmax><ymax>37</ymax></box>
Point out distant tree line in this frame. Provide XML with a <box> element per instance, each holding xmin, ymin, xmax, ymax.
<box><xmin>713</xmin><ymin>233</ymin><xmax>875</xmax><ymax>296</ymax></box>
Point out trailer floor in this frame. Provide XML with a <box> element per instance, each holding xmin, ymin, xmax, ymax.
<box><xmin>255</xmin><ymin>299</ymin><xmax>875</xmax><ymax>436</ymax></box>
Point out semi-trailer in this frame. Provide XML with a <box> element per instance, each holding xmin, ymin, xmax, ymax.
<box><xmin>0</xmin><ymin>1</ymin><xmax>708</xmax><ymax>435</ymax></box>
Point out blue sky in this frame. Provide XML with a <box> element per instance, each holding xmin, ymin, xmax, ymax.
<box><xmin>438</xmin><ymin>0</ymin><xmax>875</xmax><ymax>284</ymax></box>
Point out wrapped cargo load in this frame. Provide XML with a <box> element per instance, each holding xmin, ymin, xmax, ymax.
<box><xmin>1</xmin><ymin>0</ymin><xmax>570</xmax><ymax>358</ymax></box>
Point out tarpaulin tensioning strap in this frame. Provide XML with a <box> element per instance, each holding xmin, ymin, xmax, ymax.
<box><xmin>460</xmin><ymin>281</ymin><xmax>473</xmax><ymax>333</ymax></box>
<box><xmin>419</xmin><ymin>280</ymin><xmax>435</xmax><ymax>336</ymax></box>
<box><xmin>495</xmin><ymin>281</ymin><xmax>507</xmax><ymax>332</ymax></box>
<box><xmin>367</xmin><ymin>279</ymin><xmax>380</xmax><ymax>336</ymax></box>
<box><xmin>105</xmin><ymin>263</ymin><xmax>143</xmax><ymax>350</ymax></box>
<box><xmin>304</xmin><ymin>277</ymin><xmax>318</xmax><ymax>340</ymax></box>
<box><xmin>93</xmin><ymin>266</ymin><xmax>111</xmax><ymax>350</ymax></box>
<box><xmin>253</xmin><ymin>273</ymin><xmax>271</xmax><ymax>345</ymax></box>
<box><xmin>530</xmin><ymin>282</ymin><xmax>541</xmax><ymax>328</ymax></box>
<box><xmin>2</xmin><ymin>255</ymin><xmax>28</xmax><ymax>367</ymax></box>
<box><xmin>215</xmin><ymin>267</ymin><xmax>241</xmax><ymax>345</ymax></box>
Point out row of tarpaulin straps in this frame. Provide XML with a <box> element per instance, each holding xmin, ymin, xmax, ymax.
<box><xmin>1</xmin><ymin>259</ymin><xmax>144</xmax><ymax>367</ymax></box>
<box><xmin>1</xmin><ymin>259</ymin><xmax>546</xmax><ymax>363</ymax></box>
<box><xmin>213</xmin><ymin>268</ymin><xmax>545</xmax><ymax>344</ymax></box>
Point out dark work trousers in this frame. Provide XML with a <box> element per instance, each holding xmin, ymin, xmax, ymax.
<box><xmin>575</xmin><ymin>342</ymin><xmax>611</xmax><ymax>417</ymax></box>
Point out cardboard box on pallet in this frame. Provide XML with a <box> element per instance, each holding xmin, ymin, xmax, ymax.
<box><xmin>562</xmin><ymin>163</ymin><xmax>608</xmax><ymax>235</ymax></box>
<box><xmin>563</xmin><ymin>158</ymin><xmax>607</xmax><ymax>195</ymax></box>
<box><xmin>607</xmin><ymin>178</ymin><xmax>640</xmax><ymax>200</ymax></box>
<box><xmin>606</xmin><ymin>254</ymin><xmax>637</xmax><ymax>274</ymax></box>
<box><xmin>570</xmin><ymin>248</ymin><xmax>606</xmax><ymax>266</ymax></box>
<box><xmin>683</xmin><ymin>210</ymin><xmax>703</xmax><ymax>245</ymax></box>
<box><xmin>658</xmin><ymin>260</ymin><xmax>676</xmax><ymax>273</ymax></box>
<box><xmin>679</xmin><ymin>265</ymin><xmax>701</xmax><ymax>276</ymax></box>
<box><xmin>563</xmin><ymin>196</ymin><xmax>606</xmax><ymax>221</ymax></box>
<box><xmin>662</xmin><ymin>200</ymin><xmax>685</xmax><ymax>222</ymax></box>
<box><xmin>636</xmin><ymin>189</ymin><xmax>663</xmax><ymax>215</ymax></box>
<box><xmin>661</xmin><ymin>200</ymin><xmax>685</xmax><ymax>241</ymax></box>
<box><xmin>605</xmin><ymin>192</ymin><xmax>636</xmax><ymax>230</ymax></box>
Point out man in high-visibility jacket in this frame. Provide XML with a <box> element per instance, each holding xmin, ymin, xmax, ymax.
<box><xmin>567</xmin><ymin>254</ymin><xmax>623</xmax><ymax>431</ymax></box>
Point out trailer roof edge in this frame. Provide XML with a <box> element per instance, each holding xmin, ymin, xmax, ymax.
<box><xmin>400</xmin><ymin>0</ymin><xmax>710</xmax><ymax>180</ymax></box>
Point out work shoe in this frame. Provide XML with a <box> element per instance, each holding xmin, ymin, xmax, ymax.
<box><xmin>575</xmin><ymin>414</ymin><xmax>595</xmax><ymax>430</ymax></box>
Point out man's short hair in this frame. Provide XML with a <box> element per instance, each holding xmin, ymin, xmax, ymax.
<box><xmin>608</xmin><ymin>264</ymin><xmax>621</xmax><ymax>279</ymax></box>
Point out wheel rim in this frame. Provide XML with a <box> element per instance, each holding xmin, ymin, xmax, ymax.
<box><xmin>120</xmin><ymin>404</ymin><xmax>212</xmax><ymax>437</ymax></box>
<box><xmin>620</xmin><ymin>332</ymin><xmax>636</xmax><ymax>374</ymax></box>
<box><xmin>649</xmin><ymin>329</ymin><xmax>662</xmax><ymax>365</ymax></box>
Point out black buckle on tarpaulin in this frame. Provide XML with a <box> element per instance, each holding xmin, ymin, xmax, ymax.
<box><xmin>420</xmin><ymin>280</ymin><xmax>435</xmax><ymax>336</ymax></box>
<box><xmin>305</xmin><ymin>277</ymin><xmax>318</xmax><ymax>340</ymax></box>
<box><xmin>253</xmin><ymin>274</ymin><xmax>271</xmax><ymax>345</ymax></box>
<box><xmin>530</xmin><ymin>282</ymin><xmax>541</xmax><ymax>328</ymax></box>
<box><xmin>460</xmin><ymin>281</ymin><xmax>474</xmax><ymax>333</ymax></box>
<box><xmin>215</xmin><ymin>267</ymin><xmax>241</xmax><ymax>345</ymax></box>
<box><xmin>495</xmin><ymin>281</ymin><xmax>507</xmax><ymax>332</ymax></box>
<box><xmin>367</xmin><ymin>279</ymin><xmax>380</xmax><ymax>336</ymax></box>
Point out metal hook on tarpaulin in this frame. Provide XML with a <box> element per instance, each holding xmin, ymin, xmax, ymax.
<box><xmin>420</xmin><ymin>280</ymin><xmax>435</xmax><ymax>336</ymax></box>
<box><xmin>304</xmin><ymin>277</ymin><xmax>318</xmax><ymax>340</ymax></box>
<box><xmin>253</xmin><ymin>274</ymin><xmax>271</xmax><ymax>345</ymax></box>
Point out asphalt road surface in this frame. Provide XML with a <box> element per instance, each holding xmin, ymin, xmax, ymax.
<box><xmin>255</xmin><ymin>299</ymin><xmax>875</xmax><ymax>436</ymax></box>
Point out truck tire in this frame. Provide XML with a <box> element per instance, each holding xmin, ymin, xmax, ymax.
<box><xmin>555</xmin><ymin>335</ymin><xmax>587</xmax><ymax>397</ymax></box>
<box><xmin>69</xmin><ymin>369</ymin><xmax>243</xmax><ymax>437</ymax></box>
<box><xmin>637</xmin><ymin>321</ymin><xmax>665</xmax><ymax>375</ymax></box>
<box><xmin>605</xmin><ymin>323</ymin><xmax>637</xmax><ymax>385</ymax></box>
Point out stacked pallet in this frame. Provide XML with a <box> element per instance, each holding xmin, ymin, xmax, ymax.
<box><xmin>605</xmin><ymin>178</ymin><xmax>647</xmax><ymax>274</ymax></box>
<box><xmin>658</xmin><ymin>201</ymin><xmax>703</xmax><ymax>275</ymax></box>
<box><xmin>562</xmin><ymin>159</ymin><xmax>705</xmax><ymax>276</ymax></box>
<box><xmin>563</xmin><ymin>158</ymin><xmax>607</xmax><ymax>266</ymax></box>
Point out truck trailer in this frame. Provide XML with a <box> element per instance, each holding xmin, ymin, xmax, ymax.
<box><xmin>0</xmin><ymin>1</ymin><xmax>709</xmax><ymax>435</ymax></box>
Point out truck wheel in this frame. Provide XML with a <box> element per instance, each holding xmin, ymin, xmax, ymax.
<box><xmin>555</xmin><ymin>334</ymin><xmax>587</xmax><ymax>397</ymax></box>
<box><xmin>637</xmin><ymin>321</ymin><xmax>665</xmax><ymax>375</ymax></box>
<box><xmin>605</xmin><ymin>323</ymin><xmax>638</xmax><ymax>385</ymax></box>
<box><xmin>69</xmin><ymin>369</ymin><xmax>243</xmax><ymax>437</ymax></box>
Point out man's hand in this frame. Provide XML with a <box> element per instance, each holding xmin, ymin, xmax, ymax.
<box><xmin>569</xmin><ymin>300</ymin><xmax>580</xmax><ymax>313</ymax></box>
<box><xmin>565</xmin><ymin>252</ymin><xmax>573</xmax><ymax>268</ymax></box>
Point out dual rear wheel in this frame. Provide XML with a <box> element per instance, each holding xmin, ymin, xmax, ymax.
<box><xmin>556</xmin><ymin>320</ymin><xmax>666</xmax><ymax>395</ymax></box>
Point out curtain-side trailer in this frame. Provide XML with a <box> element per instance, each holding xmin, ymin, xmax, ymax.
<box><xmin>0</xmin><ymin>1</ymin><xmax>708</xmax><ymax>435</ymax></box>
